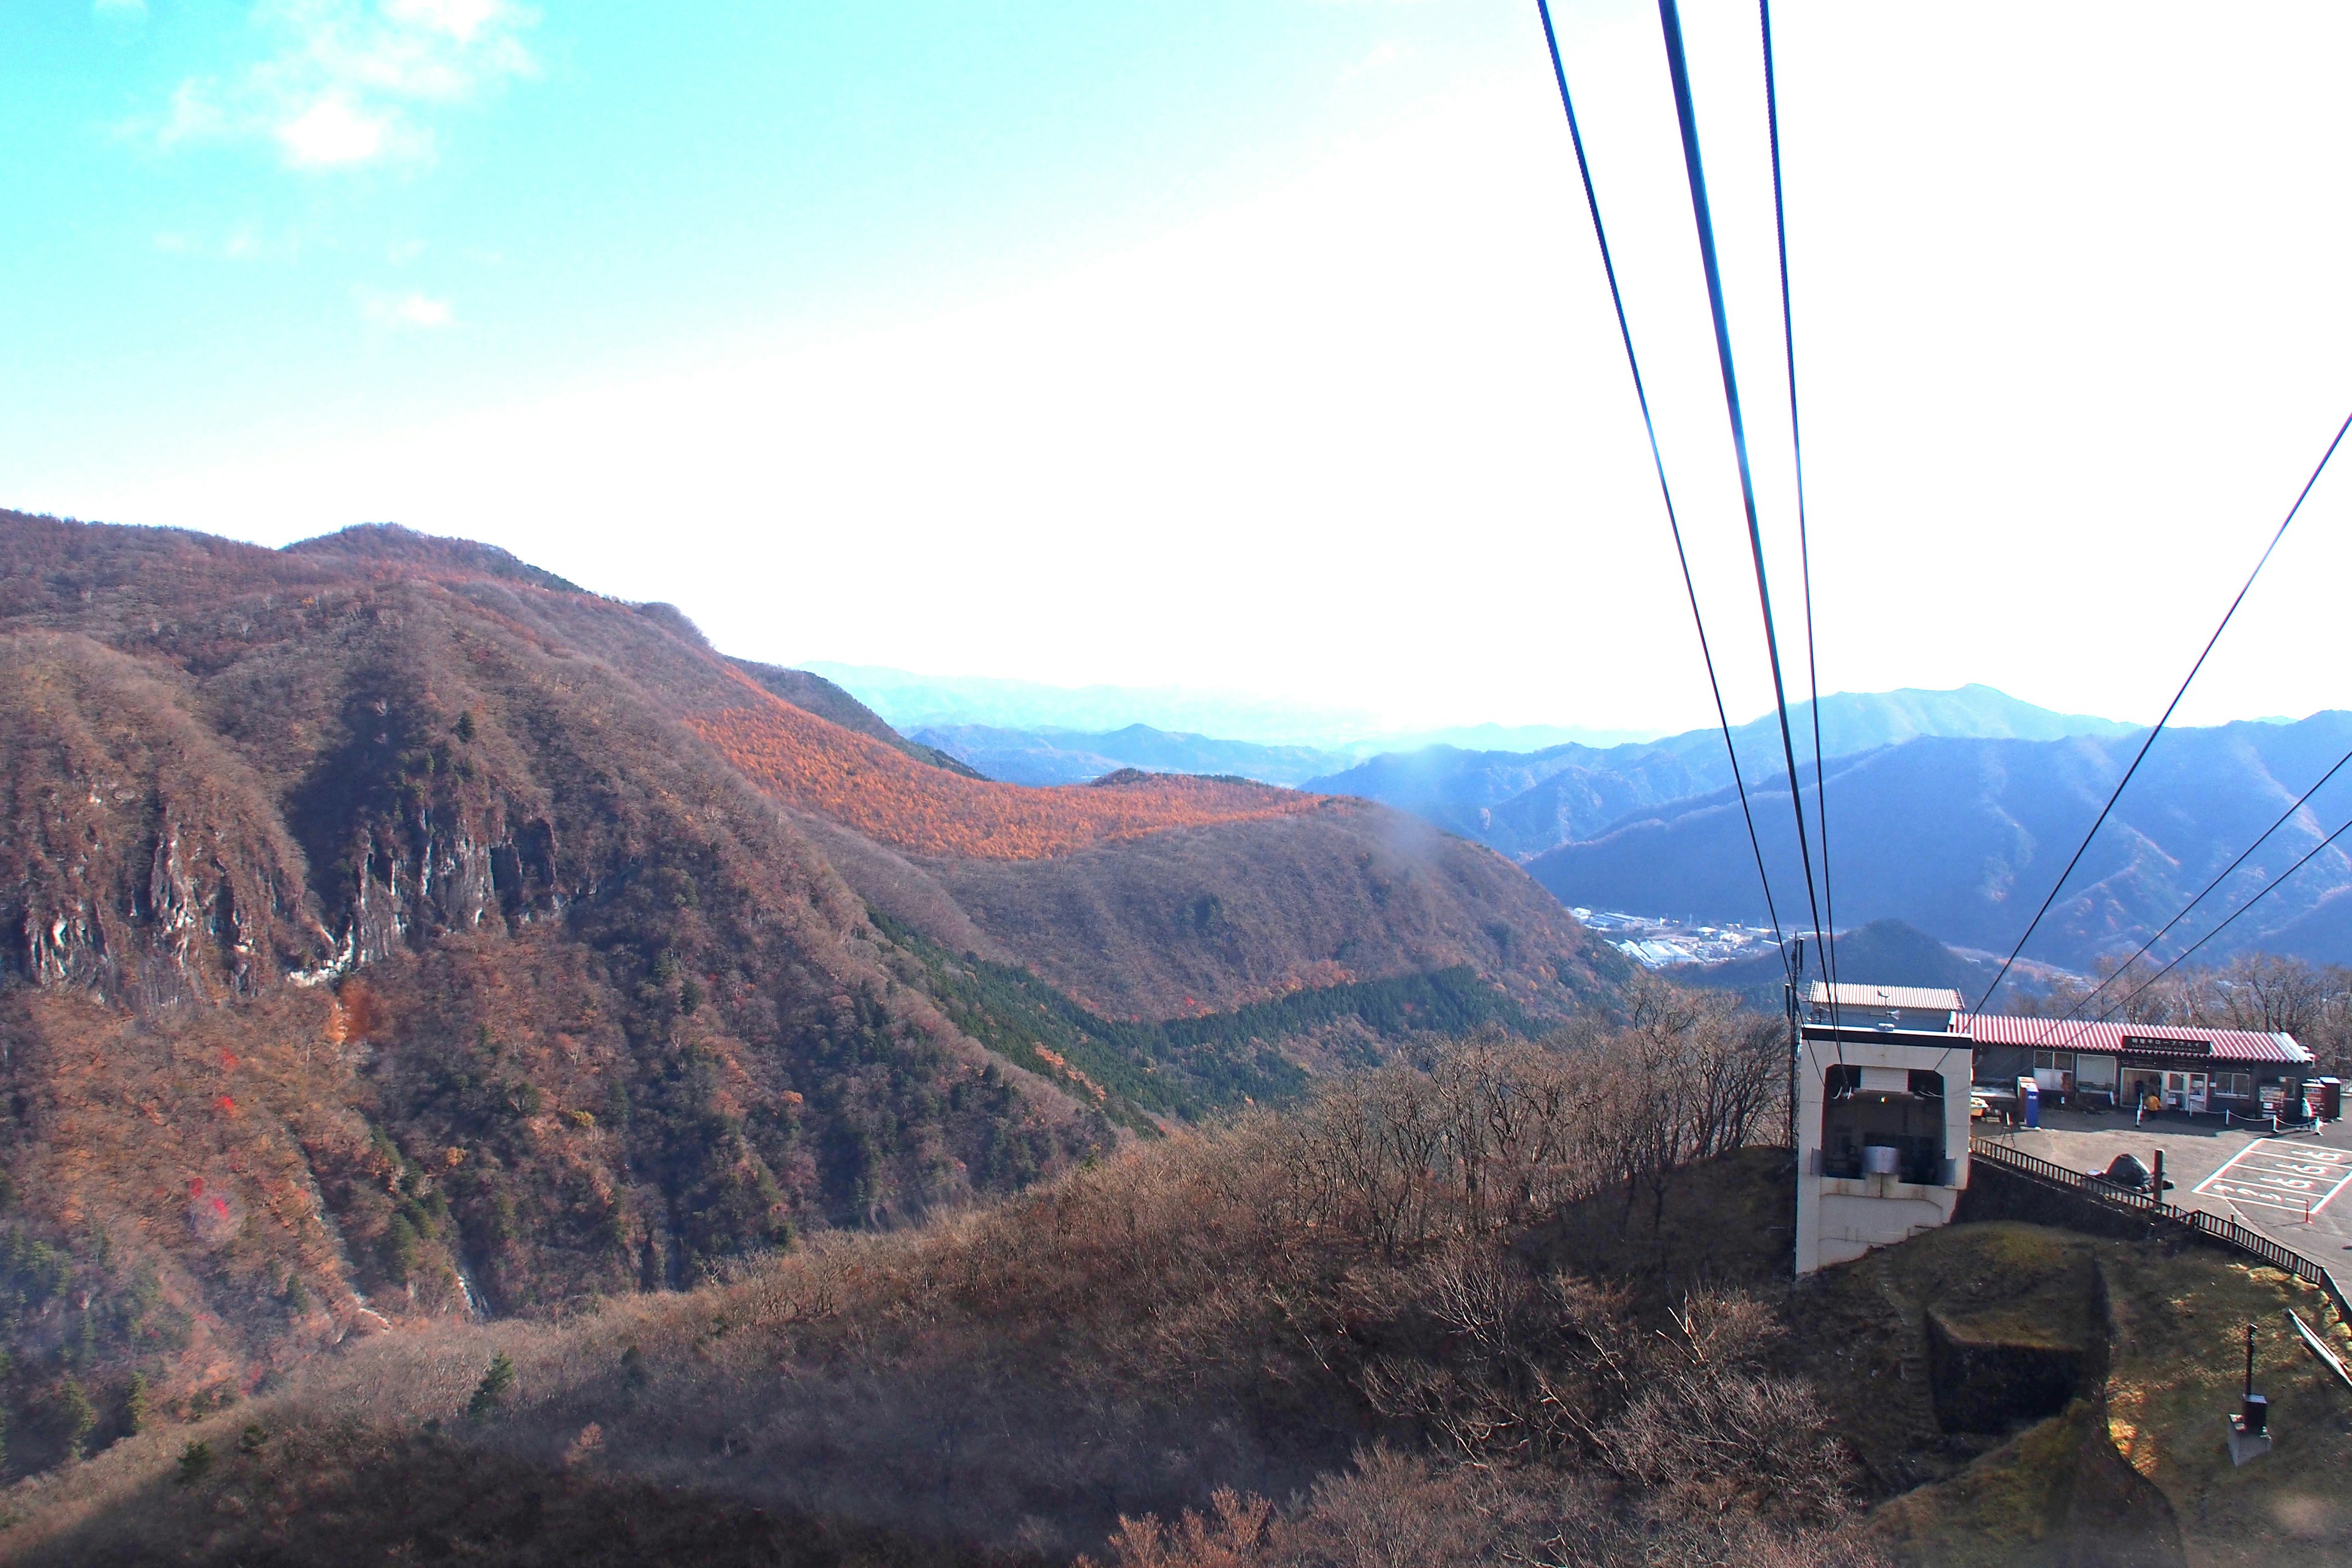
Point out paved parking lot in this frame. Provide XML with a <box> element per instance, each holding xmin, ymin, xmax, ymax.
<box><xmin>1982</xmin><ymin>1108</ymin><xmax>2352</xmax><ymax>1271</ymax></box>
<box><xmin>2194</xmin><ymin>1140</ymin><xmax>2352</xmax><ymax>1220</ymax></box>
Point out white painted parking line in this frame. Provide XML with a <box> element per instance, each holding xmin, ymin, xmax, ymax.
<box><xmin>2194</xmin><ymin>1140</ymin><xmax>2352</xmax><ymax>1216</ymax></box>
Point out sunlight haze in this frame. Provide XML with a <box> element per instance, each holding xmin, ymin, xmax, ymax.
<box><xmin>6</xmin><ymin>0</ymin><xmax>2349</xmax><ymax>736</ymax></box>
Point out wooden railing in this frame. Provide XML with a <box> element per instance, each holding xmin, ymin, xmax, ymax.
<box><xmin>1969</xmin><ymin>1136</ymin><xmax>2352</xmax><ymax>1325</ymax></box>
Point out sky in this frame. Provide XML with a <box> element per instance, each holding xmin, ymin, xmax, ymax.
<box><xmin>6</xmin><ymin>1</ymin><xmax>2351</xmax><ymax>737</ymax></box>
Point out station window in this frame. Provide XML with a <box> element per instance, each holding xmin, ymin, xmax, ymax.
<box><xmin>2214</xmin><ymin>1072</ymin><xmax>2253</xmax><ymax>1100</ymax></box>
<box><xmin>2032</xmin><ymin>1050</ymin><xmax>2077</xmax><ymax>1074</ymax></box>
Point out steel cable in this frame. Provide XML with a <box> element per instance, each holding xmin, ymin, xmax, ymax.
<box><xmin>1653</xmin><ymin>0</ymin><xmax>1831</xmax><ymax>992</ymax></box>
<box><xmin>1758</xmin><ymin>0</ymin><xmax>1838</xmax><ymax>1028</ymax></box>
<box><xmin>1974</xmin><ymin>409</ymin><xmax>2352</xmax><ymax>1011</ymax></box>
<box><xmin>1534</xmin><ymin>0</ymin><xmax>1792</xmax><ymax>969</ymax></box>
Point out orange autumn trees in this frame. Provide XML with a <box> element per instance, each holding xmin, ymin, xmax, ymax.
<box><xmin>685</xmin><ymin>675</ymin><xmax>1337</xmax><ymax>860</ymax></box>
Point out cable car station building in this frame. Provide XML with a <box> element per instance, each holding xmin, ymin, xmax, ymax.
<box><xmin>1794</xmin><ymin>984</ymin><xmax>1975</xmax><ymax>1277</ymax></box>
<box><xmin>1960</xmin><ymin>1014</ymin><xmax>2316</xmax><ymax>1118</ymax></box>
<box><xmin>1792</xmin><ymin>981</ymin><xmax>2323</xmax><ymax>1276</ymax></box>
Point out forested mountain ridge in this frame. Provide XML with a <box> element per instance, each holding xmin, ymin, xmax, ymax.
<box><xmin>1528</xmin><ymin>715</ymin><xmax>2352</xmax><ymax>973</ymax></box>
<box><xmin>1306</xmin><ymin>685</ymin><xmax>2136</xmax><ymax>861</ymax></box>
<box><xmin>728</xmin><ymin>660</ymin><xmax>986</xmax><ymax>778</ymax></box>
<box><xmin>0</xmin><ymin>510</ymin><xmax>1623</xmax><ymax>1444</ymax></box>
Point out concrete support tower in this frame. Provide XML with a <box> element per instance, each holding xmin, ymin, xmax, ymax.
<box><xmin>1793</xmin><ymin>984</ymin><xmax>1975</xmax><ymax>1277</ymax></box>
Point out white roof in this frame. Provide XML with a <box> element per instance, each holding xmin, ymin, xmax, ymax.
<box><xmin>1806</xmin><ymin>982</ymin><xmax>1962</xmax><ymax>1012</ymax></box>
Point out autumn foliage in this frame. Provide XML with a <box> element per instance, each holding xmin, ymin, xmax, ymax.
<box><xmin>685</xmin><ymin>676</ymin><xmax>1335</xmax><ymax>860</ymax></box>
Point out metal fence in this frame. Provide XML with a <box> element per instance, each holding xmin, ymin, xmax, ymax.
<box><xmin>1969</xmin><ymin>1136</ymin><xmax>2352</xmax><ymax>1325</ymax></box>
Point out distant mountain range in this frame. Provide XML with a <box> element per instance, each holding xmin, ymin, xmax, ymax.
<box><xmin>1527</xmin><ymin>714</ymin><xmax>2352</xmax><ymax>978</ymax></box>
<box><xmin>805</xmin><ymin>662</ymin><xmax>1655</xmax><ymax>754</ymax></box>
<box><xmin>908</xmin><ymin>723</ymin><xmax>1352</xmax><ymax>788</ymax></box>
<box><xmin>1303</xmin><ymin>685</ymin><xmax>2137</xmax><ymax>861</ymax></box>
<box><xmin>801</xmin><ymin>667</ymin><xmax>2348</xmax><ymax>973</ymax></box>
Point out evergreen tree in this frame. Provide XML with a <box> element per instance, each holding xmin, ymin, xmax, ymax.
<box><xmin>467</xmin><ymin>1352</ymin><xmax>516</xmax><ymax>1423</ymax></box>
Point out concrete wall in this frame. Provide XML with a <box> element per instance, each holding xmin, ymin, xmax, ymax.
<box><xmin>1795</xmin><ymin>1028</ymin><xmax>1976</xmax><ymax>1276</ymax></box>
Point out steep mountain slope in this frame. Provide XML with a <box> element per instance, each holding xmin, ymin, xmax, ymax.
<box><xmin>1309</xmin><ymin>686</ymin><xmax>2137</xmax><ymax>861</ymax></box>
<box><xmin>729</xmin><ymin>659</ymin><xmax>985</xmax><ymax>778</ymax></box>
<box><xmin>1526</xmin><ymin>717</ymin><xmax>2352</xmax><ymax>973</ymax></box>
<box><xmin>929</xmin><ymin>805</ymin><xmax>1611</xmax><ymax>1021</ymax></box>
<box><xmin>0</xmin><ymin>510</ymin><xmax>1623</xmax><ymax>1436</ymax></box>
<box><xmin>2</xmin><ymin>516</ymin><xmax>1110</xmax><ymax>1337</ymax></box>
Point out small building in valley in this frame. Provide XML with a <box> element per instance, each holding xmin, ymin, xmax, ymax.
<box><xmin>1961</xmin><ymin>1014</ymin><xmax>2315</xmax><ymax>1117</ymax></box>
<box><xmin>1795</xmin><ymin>983</ymin><xmax>1974</xmax><ymax>1277</ymax></box>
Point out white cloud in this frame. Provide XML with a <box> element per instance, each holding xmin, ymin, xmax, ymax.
<box><xmin>357</xmin><ymin>288</ymin><xmax>453</xmax><ymax>328</ymax></box>
<box><xmin>275</xmin><ymin>94</ymin><xmax>394</xmax><ymax>165</ymax></box>
<box><xmin>145</xmin><ymin>0</ymin><xmax>536</xmax><ymax>170</ymax></box>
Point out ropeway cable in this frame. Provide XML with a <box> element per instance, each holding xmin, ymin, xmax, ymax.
<box><xmin>1652</xmin><ymin>0</ymin><xmax>1833</xmax><ymax>998</ymax></box>
<box><xmin>2091</xmin><ymin>812</ymin><xmax>2352</xmax><ymax>1025</ymax></box>
<box><xmin>1758</xmin><ymin>0</ymin><xmax>1839</xmax><ymax>1032</ymax></box>
<box><xmin>2046</xmin><ymin>741</ymin><xmax>2352</xmax><ymax>1052</ymax></box>
<box><xmin>1534</xmin><ymin>0</ymin><xmax>1794</xmax><ymax>975</ymax></box>
<box><xmin>1973</xmin><ymin>409</ymin><xmax>2352</xmax><ymax>1012</ymax></box>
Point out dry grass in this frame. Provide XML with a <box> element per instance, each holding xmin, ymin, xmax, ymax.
<box><xmin>0</xmin><ymin>1037</ymin><xmax>1857</xmax><ymax>1565</ymax></box>
<box><xmin>1863</xmin><ymin>1226</ymin><xmax>2352</xmax><ymax>1568</ymax></box>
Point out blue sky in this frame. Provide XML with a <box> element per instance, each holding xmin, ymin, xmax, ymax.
<box><xmin>8</xmin><ymin>2</ymin><xmax>2352</xmax><ymax>736</ymax></box>
<box><xmin>8</xmin><ymin>2</ymin><xmax>1509</xmax><ymax>466</ymax></box>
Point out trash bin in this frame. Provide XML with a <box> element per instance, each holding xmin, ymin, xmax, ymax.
<box><xmin>2316</xmin><ymin>1077</ymin><xmax>2343</xmax><ymax>1121</ymax></box>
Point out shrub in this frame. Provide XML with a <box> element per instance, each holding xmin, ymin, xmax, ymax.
<box><xmin>175</xmin><ymin>1439</ymin><xmax>213</xmax><ymax>1486</ymax></box>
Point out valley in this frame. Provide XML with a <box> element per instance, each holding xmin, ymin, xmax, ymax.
<box><xmin>17</xmin><ymin>1</ymin><xmax>2348</xmax><ymax>1559</ymax></box>
<box><xmin>821</xmin><ymin>669</ymin><xmax>2352</xmax><ymax>976</ymax></box>
<box><xmin>2</xmin><ymin>513</ymin><xmax>2346</xmax><ymax>1567</ymax></box>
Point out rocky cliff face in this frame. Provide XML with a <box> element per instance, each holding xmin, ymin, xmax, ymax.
<box><xmin>2</xmin><ymin>633</ymin><xmax>320</xmax><ymax>1009</ymax></box>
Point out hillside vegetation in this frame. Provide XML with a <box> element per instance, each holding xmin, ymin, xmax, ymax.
<box><xmin>0</xmin><ymin>510</ymin><xmax>1624</xmax><ymax>1476</ymax></box>
<box><xmin>1305</xmin><ymin>687</ymin><xmax>2135</xmax><ymax>862</ymax></box>
<box><xmin>2</xmin><ymin>999</ymin><xmax>1871</xmax><ymax>1566</ymax></box>
<box><xmin>1526</xmin><ymin>717</ymin><xmax>2352</xmax><ymax>972</ymax></box>
<box><xmin>684</xmin><ymin>693</ymin><xmax>1331</xmax><ymax>861</ymax></box>
<box><xmin>12</xmin><ymin>987</ymin><xmax>2342</xmax><ymax>1567</ymax></box>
